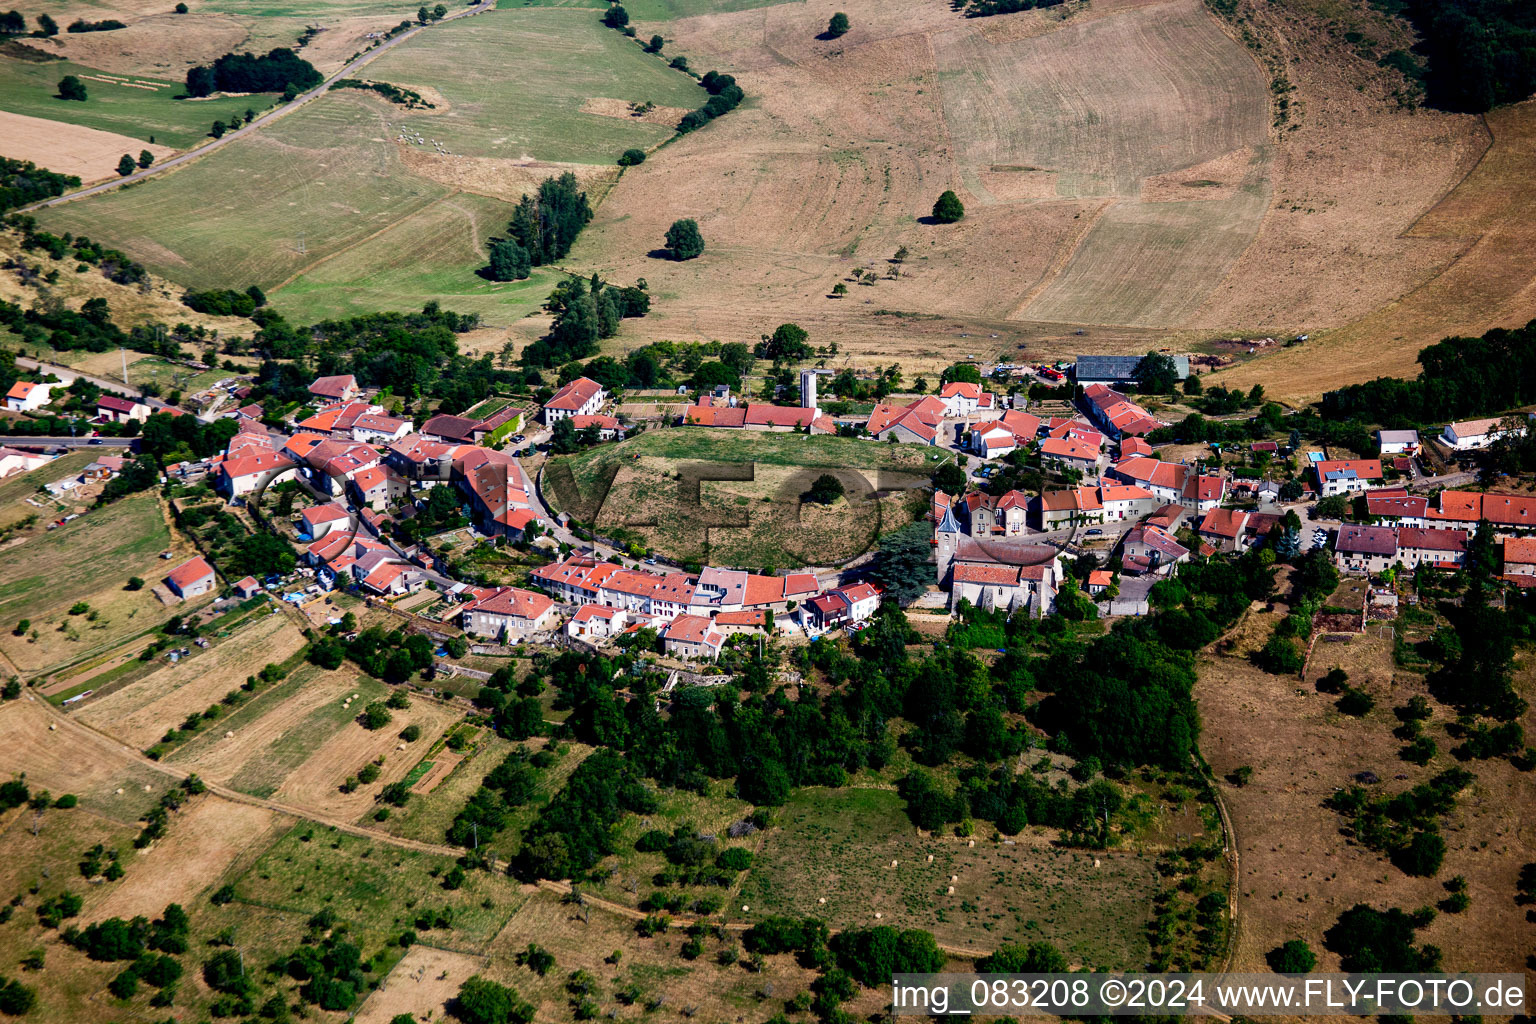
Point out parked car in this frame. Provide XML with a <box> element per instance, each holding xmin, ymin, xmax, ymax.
<box><xmin>1086</xmin><ymin>528</ymin><xmax>1103</xmax><ymax>535</ymax></box>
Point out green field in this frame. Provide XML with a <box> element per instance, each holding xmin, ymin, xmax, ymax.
<box><xmin>362</xmin><ymin>7</ymin><xmax>706</xmax><ymax>163</ymax></box>
<box><xmin>741</xmin><ymin>787</ymin><xmax>1159</xmax><ymax>968</ymax></box>
<box><xmin>0</xmin><ymin>491</ymin><xmax>185</xmax><ymax>676</ymax></box>
<box><xmin>269</xmin><ymin>195</ymin><xmax>564</xmax><ymax>325</ymax></box>
<box><xmin>0</xmin><ymin>55</ymin><xmax>274</xmax><ymax>148</ymax></box>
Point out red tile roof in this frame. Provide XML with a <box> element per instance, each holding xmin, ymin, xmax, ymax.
<box><xmin>1040</xmin><ymin>437</ymin><xmax>1098</xmax><ymax>463</ymax></box>
<box><xmin>166</xmin><ymin>555</ymin><xmax>214</xmax><ymax>590</ymax></box>
<box><xmin>743</xmin><ymin>405</ymin><xmax>816</xmax><ymax>428</ymax></box>
<box><xmin>1397</xmin><ymin>527</ymin><xmax>1467</xmax><ymax>552</ymax></box>
<box><xmin>472</xmin><ymin>586</ymin><xmax>554</xmax><ymax>621</ymax></box>
<box><xmin>309</xmin><ymin>375</ymin><xmax>357</xmax><ymax>399</ymax></box>
<box><xmin>546</xmin><ymin>377</ymin><xmax>603</xmax><ymax>412</ymax></box>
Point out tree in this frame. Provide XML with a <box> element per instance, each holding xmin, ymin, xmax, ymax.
<box><xmin>931</xmin><ymin>462</ymin><xmax>966</xmax><ymax>495</ymax></box>
<box><xmin>36</xmin><ymin>13</ymin><xmax>57</xmax><ymax>35</ymax></box>
<box><xmin>126</xmin><ymin>577</ymin><xmax>145</xmax><ymax>591</ymax></box>
<box><xmin>601</xmin><ymin>4</ymin><xmax>629</xmax><ymax>28</ymax></box>
<box><xmin>137</xmin><ymin>150</ymin><xmax>154</xmax><ymax>169</ymax></box>
<box><xmin>1266</xmin><ymin>939</ymin><xmax>1316</xmax><ymax>974</ymax></box>
<box><xmin>487</xmin><ymin>237</ymin><xmax>531</xmax><ymax>281</ymax></box>
<box><xmin>931</xmin><ymin>190</ymin><xmax>965</xmax><ymax>223</ymax></box>
<box><xmin>361</xmin><ymin>702</ymin><xmax>392</xmax><ymax>730</ymax></box>
<box><xmin>664</xmin><ymin>218</ymin><xmax>704</xmax><ymax>260</ymax></box>
<box><xmin>826</xmin><ymin>11</ymin><xmax>849</xmax><ymax>36</ymax></box>
<box><xmin>940</xmin><ymin>361</ymin><xmax>982</xmax><ymax>386</ymax></box>
<box><xmin>550</xmin><ymin>417</ymin><xmax>579</xmax><ymax>454</ymax></box>
<box><xmin>869</xmin><ymin>522</ymin><xmax>935</xmax><ymax>605</ymax></box>
<box><xmin>174</xmin><ymin>2</ymin><xmax>187</xmax><ymax>10</ymax></box>
<box><xmin>804</xmin><ymin>474</ymin><xmax>844</xmax><ymax>505</ymax></box>
<box><xmin>115</xmin><ymin>154</ymin><xmax>135</xmax><ymax>177</ymax></box>
<box><xmin>645</xmin><ymin>33</ymin><xmax>663</xmax><ymax>51</ymax></box>
<box><xmin>1133</xmin><ymin>351</ymin><xmax>1179</xmax><ymax>394</ymax></box>
<box><xmin>755</xmin><ymin>322</ymin><xmax>811</xmax><ymax>362</ymax></box>
<box><xmin>58</xmin><ymin>74</ymin><xmax>88</xmax><ymax>100</ymax></box>
<box><xmin>454</xmin><ymin>976</ymin><xmax>535</xmax><ymax>1024</ymax></box>
<box><xmin>210</xmin><ymin>120</ymin><xmax>227</xmax><ymax>138</ymax></box>
<box><xmin>618</xmin><ymin>148</ymin><xmax>646</xmax><ymax>167</ymax></box>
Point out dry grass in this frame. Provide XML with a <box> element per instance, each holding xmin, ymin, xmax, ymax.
<box><xmin>269</xmin><ymin>694</ymin><xmax>462</xmax><ymax>821</ymax></box>
<box><xmin>0</xmin><ymin>109</ymin><xmax>176</xmax><ymax>182</ymax></box>
<box><xmin>15</xmin><ymin>12</ymin><xmax>249</xmax><ymax>77</ymax></box>
<box><xmin>1196</xmin><ymin>631</ymin><xmax>1536</xmax><ymax>974</ymax></box>
<box><xmin>76</xmin><ymin>610</ymin><xmax>307</xmax><ymax>751</ymax></box>
<box><xmin>353</xmin><ymin>944</ymin><xmax>489</xmax><ymax>1024</ymax></box>
<box><xmin>0</xmin><ymin>694</ymin><xmax>166</xmax><ymax>824</ymax></box>
<box><xmin>84</xmin><ymin>796</ymin><xmax>284</xmax><ymax>923</ymax></box>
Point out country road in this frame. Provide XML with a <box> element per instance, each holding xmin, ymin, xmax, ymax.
<box><xmin>22</xmin><ymin>0</ymin><xmax>494</xmax><ymax>211</ymax></box>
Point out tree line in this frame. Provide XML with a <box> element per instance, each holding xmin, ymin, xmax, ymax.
<box><xmin>1383</xmin><ymin>0</ymin><xmax>1536</xmax><ymax>112</ymax></box>
<box><xmin>0</xmin><ymin>159</ymin><xmax>79</xmax><ymax>214</ymax></box>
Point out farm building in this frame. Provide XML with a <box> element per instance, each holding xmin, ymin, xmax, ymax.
<box><xmin>232</xmin><ymin>576</ymin><xmax>262</xmax><ymax>599</ymax></box>
<box><xmin>1073</xmin><ymin>354</ymin><xmax>1189</xmax><ymax>386</ymax></box>
<box><xmin>165</xmin><ymin>555</ymin><xmax>216</xmax><ymax>599</ymax></box>
<box><xmin>1440</xmin><ymin>417</ymin><xmax>1524</xmax><ymax>450</ymax></box>
<box><xmin>543</xmin><ymin>377</ymin><xmax>605</xmax><ymax>424</ymax></box>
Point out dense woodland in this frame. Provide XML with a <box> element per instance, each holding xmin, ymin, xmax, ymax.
<box><xmin>1322</xmin><ymin>319</ymin><xmax>1536</xmax><ymax>427</ymax></box>
<box><xmin>1376</xmin><ymin>0</ymin><xmax>1536</xmax><ymax>112</ymax></box>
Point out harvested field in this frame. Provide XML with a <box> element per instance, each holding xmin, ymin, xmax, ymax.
<box><xmin>168</xmin><ymin>666</ymin><xmax>386</xmax><ymax>799</ymax></box>
<box><xmin>354</xmin><ymin>945</ymin><xmax>488</xmax><ymax>1024</ymax></box>
<box><xmin>0</xmin><ymin>108</ymin><xmax>174</xmax><ymax>181</ymax></box>
<box><xmin>0</xmin><ymin>694</ymin><xmax>165</xmax><ymax>823</ymax></box>
<box><xmin>1210</xmin><ymin>98</ymin><xmax>1536</xmax><ymax>403</ymax></box>
<box><xmin>13</xmin><ymin>13</ymin><xmax>248</xmax><ymax>76</ymax></box>
<box><xmin>1196</xmin><ymin>635</ymin><xmax>1536</xmax><ymax>974</ymax></box>
<box><xmin>76</xmin><ymin>611</ymin><xmax>307</xmax><ymax>751</ymax></box>
<box><xmin>374</xmin><ymin>731</ymin><xmax>514</xmax><ymax>843</ymax></box>
<box><xmin>86</xmin><ymin>797</ymin><xmax>283</xmax><ymax>922</ymax></box>
<box><xmin>270</xmin><ymin>694</ymin><xmax>462</xmax><ymax>820</ymax></box>
<box><xmin>399</xmin><ymin>147</ymin><xmax>618</xmax><ymax>202</ymax></box>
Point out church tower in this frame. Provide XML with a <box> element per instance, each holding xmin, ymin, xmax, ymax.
<box><xmin>934</xmin><ymin>505</ymin><xmax>962</xmax><ymax>586</ymax></box>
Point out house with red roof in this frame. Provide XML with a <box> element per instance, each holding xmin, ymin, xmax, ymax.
<box><xmin>1039</xmin><ymin>436</ymin><xmax>1101</xmax><ymax>476</ymax></box>
<box><xmin>455</xmin><ymin>447</ymin><xmax>537</xmax><ymax>539</ymax></box>
<box><xmin>568</xmin><ymin>414</ymin><xmax>625</xmax><ymax>441</ymax></box>
<box><xmin>1197</xmin><ymin>508</ymin><xmax>1250</xmax><ymax>552</ymax></box>
<box><xmin>1118</xmin><ymin>523</ymin><xmax>1189</xmax><ymax>576</ymax></box>
<box><xmin>1503</xmin><ymin>537</ymin><xmax>1536</xmax><ymax>576</ymax></box>
<box><xmin>939</xmin><ymin>380</ymin><xmax>984</xmax><ymax>417</ymax></box>
<box><xmin>165</xmin><ymin>555</ymin><xmax>216</xmax><ymax>599</ymax></box>
<box><xmin>420</xmin><ymin>414</ymin><xmax>488</xmax><ymax>445</ymax></box>
<box><xmin>543</xmin><ymin>377</ymin><xmax>605</xmax><ymax>424</ymax></box>
<box><xmin>713</xmin><ymin>609</ymin><xmax>769</xmax><ymax>635</ymax></box>
<box><xmin>1079</xmin><ymin>384</ymin><xmax>1165</xmax><ymax>438</ymax></box>
<box><xmin>662</xmin><ymin>613</ymin><xmax>726</xmax><ymax>661</ymax></box>
<box><xmin>97</xmin><ymin>395</ymin><xmax>150</xmax><ymax>423</ymax></box>
<box><xmin>232</xmin><ymin>575</ymin><xmax>262</xmax><ymax>600</ymax></box>
<box><xmin>866</xmin><ymin>396</ymin><xmax>945</xmax><ymax>445</ymax></box>
<box><xmin>308</xmin><ymin>375</ymin><xmax>359</xmax><ymax>403</ymax></box>
<box><xmin>566</xmin><ymin>603</ymin><xmax>628</xmax><ymax>640</ymax></box>
<box><xmin>1365</xmin><ymin>492</ymin><xmax>1427</xmax><ymax>526</ymax></box>
<box><xmin>297</xmin><ymin>502</ymin><xmax>351</xmax><ymax>540</ymax></box>
<box><xmin>1313</xmin><ymin>459</ymin><xmax>1383</xmax><ymax>497</ymax></box>
<box><xmin>348</xmin><ymin>464</ymin><xmax>398</xmax><ymax>511</ymax></box>
<box><xmin>1397</xmin><ymin>527</ymin><xmax>1467</xmax><ymax>569</ymax></box>
<box><xmin>459</xmin><ymin>586</ymin><xmax>557</xmax><ymax>639</ymax></box>
<box><xmin>1333</xmin><ymin>524</ymin><xmax>1398</xmax><ymax>573</ymax></box>
<box><xmin>743</xmin><ymin>404</ymin><xmax>817</xmax><ymax>431</ymax></box>
<box><xmin>1034</xmin><ymin>486</ymin><xmax>1103</xmax><ymax>529</ymax></box>
<box><xmin>215</xmin><ymin>449</ymin><xmax>295</xmax><ymax>498</ymax></box>
<box><xmin>5</xmin><ymin>381</ymin><xmax>54</xmax><ymax>412</ymax></box>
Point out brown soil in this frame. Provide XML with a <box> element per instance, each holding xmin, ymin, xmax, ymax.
<box><xmin>410</xmin><ymin>749</ymin><xmax>462</xmax><ymax>794</ymax></box>
<box><xmin>580</xmin><ymin>96</ymin><xmax>689</xmax><ymax>129</ymax></box>
<box><xmin>85</xmin><ymin>797</ymin><xmax>283</xmax><ymax>923</ymax></box>
<box><xmin>0</xmin><ymin>109</ymin><xmax>176</xmax><ymax>183</ymax></box>
<box><xmin>76</xmin><ymin>613</ymin><xmax>306</xmax><ymax>752</ymax></box>
<box><xmin>15</xmin><ymin>13</ymin><xmax>248</xmax><ymax>77</ymax></box>
<box><xmin>1140</xmin><ymin>146</ymin><xmax>1259</xmax><ymax>203</ymax></box>
<box><xmin>0</xmin><ymin>694</ymin><xmax>164</xmax><ymax>821</ymax></box>
<box><xmin>269</xmin><ymin>697</ymin><xmax>462</xmax><ymax>821</ymax></box>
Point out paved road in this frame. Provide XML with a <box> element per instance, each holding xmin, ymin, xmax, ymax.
<box><xmin>17</xmin><ymin>356</ymin><xmax>146</xmax><ymax>400</ymax></box>
<box><xmin>22</xmin><ymin>0</ymin><xmax>494</xmax><ymax>211</ymax></box>
<box><xmin>0</xmin><ymin>435</ymin><xmax>134</xmax><ymax>448</ymax></box>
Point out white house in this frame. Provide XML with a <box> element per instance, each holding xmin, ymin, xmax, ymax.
<box><xmin>1441</xmin><ymin>417</ymin><xmax>1523</xmax><ymax>450</ymax></box>
<box><xmin>165</xmin><ymin>555</ymin><xmax>216</xmax><ymax>599</ymax></box>
<box><xmin>939</xmin><ymin>381</ymin><xmax>984</xmax><ymax>417</ymax></box>
<box><xmin>1313</xmin><ymin>459</ymin><xmax>1383</xmax><ymax>498</ymax></box>
<box><xmin>97</xmin><ymin>395</ymin><xmax>151</xmax><ymax>423</ymax></box>
<box><xmin>5</xmin><ymin>381</ymin><xmax>54</xmax><ymax>412</ymax></box>
<box><xmin>0</xmin><ymin>446</ymin><xmax>50</xmax><ymax>479</ymax></box>
<box><xmin>1377</xmin><ymin>429</ymin><xmax>1420</xmax><ymax>456</ymax></box>
<box><xmin>566</xmin><ymin>603</ymin><xmax>627</xmax><ymax>640</ymax></box>
<box><xmin>543</xmin><ymin>377</ymin><xmax>605</xmax><ymax>424</ymax></box>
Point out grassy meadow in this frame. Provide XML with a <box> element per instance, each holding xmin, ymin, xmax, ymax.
<box><xmin>0</xmin><ymin>55</ymin><xmax>273</xmax><ymax>148</ymax></box>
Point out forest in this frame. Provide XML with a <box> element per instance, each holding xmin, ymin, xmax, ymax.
<box><xmin>0</xmin><ymin>160</ymin><xmax>79</xmax><ymax>215</ymax></box>
<box><xmin>1378</xmin><ymin>0</ymin><xmax>1536</xmax><ymax>112</ymax></box>
<box><xmin>1321</xmin><ymin>319</ymin><xmax>1536</xmax><ymax>428</ymax></box>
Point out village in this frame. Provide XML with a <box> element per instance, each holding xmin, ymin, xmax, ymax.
<box><xmin>7</xmin><ymin>349</ymin><xmax>1534</xmax><ymax>672</ymax></box>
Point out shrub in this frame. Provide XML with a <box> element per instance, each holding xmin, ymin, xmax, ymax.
<box><xmin>1265</xmin><ymin>939</ymin><xmax>1316</xmax><ymax>973</ymax></box>
<box><xmin>618</xmin><ymin>148</ymin><xmax>646</xmax><ymax>167</ymax></box>
<box><xmin>931</xmin><ymin>190</ymin><xmax>965</xmax><ymax>223</ymax></box>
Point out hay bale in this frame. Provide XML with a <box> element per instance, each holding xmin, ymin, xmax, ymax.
<box><xmin>947</xmin><ymin>886</ymin><xmax>954</xmax><ymax>894</ymax></box>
